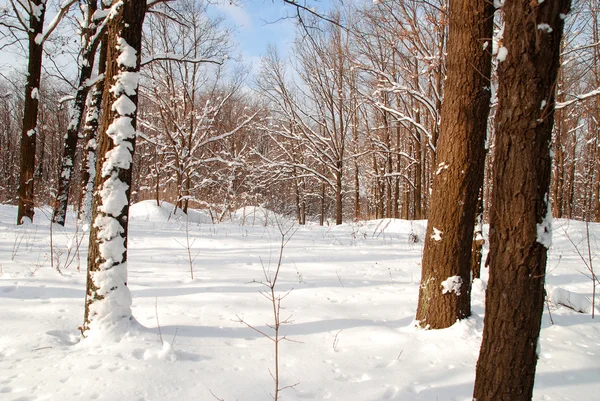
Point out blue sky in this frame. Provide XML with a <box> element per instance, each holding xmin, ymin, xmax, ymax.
<box><xmin>0</xmin><ymin>1</ymin><xmax>335</xmax><ymax>81</ymax></box>
<box><xmin>212</xmin><ymin>0</ymin><xmax>334</xmax><ymax>61</ymax></box>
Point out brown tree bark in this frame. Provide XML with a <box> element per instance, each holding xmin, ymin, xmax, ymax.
<box><xmin>415</xmin><ymin>0</ymin><xmax>494</xmax><ymax>329</ymax></box>
<box><xmin>83</xmin><ymin>0</ymin><xmax>147</xmax><ymax>334</ymax></box>
<box><xmin>593</xmin><ymin>4</ymin><xmax>600</xmax><ymax>222</ymax></box>
<box><xmin>79</xmin><ymin>36</ymin><xmax>108</xmax><ymax>221</ymax></box>
<box><xmin>473</xmin><ymin>0</ymin><xmax>571</xmax><ymax>399</ymax></box>
<box><xmin>17</xmin><ymin>0</ymin><xmax>45</xmax><ymax>225</ymax></box>
<box><xmin>53</xmin><ymin>0</ymin><xmax>101</xmax><ymax>226</ymax></box>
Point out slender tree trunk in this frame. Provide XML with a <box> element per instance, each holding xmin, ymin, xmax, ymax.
<box><xmin>471</xmin><ymin>187</ymin><xmax>485</xmax><ymax>280</ymax></box>
<box><xmin>320</xmin><ymin>181</ymin><xmax>325</xmax><ymax>226</ymax></box>
<box><xmin>473</xmin><ymin>0</ymin><xmax>571</xmax><ymax>399</ymax></box>
<box><xmin>353</xmin><ymin>102</ymin><xmax>360</xmax><ymax>221</ymax></box>
<box><xmin>17</xmin><ymin>1</ymin><xmax>45</xmax><ymax>225</ymax></box>
<box><xmin>552</xmin><ymin>66</ymin><xmax>566</xmax><ymax>218</ymax></box>
<box><xmin>335</xmin><ymin>161</ymin><xmax>343</xmax><ymax>225</ymax></box>
<box><xmin>415</xmin><ymin>0</ymin><xmax>494</xmax><ymax>329</ymax></box>
<box><xmin>79</xmin><ymin>36</ymin><xmax>108</xmax><ymax>222</ymax></box>
<box><xmin>53</xmin><ymin>0</ymin><xmax>100</xmax><ymax>225</ymax></box>
<box><xmin>83</xmin><ymin>0</ymin><xmax>147</xmax><ymax>334</ymax></box>
<box><xmin>183</xmin><ymin>175</ymin><xmax>190</xmax><ymax>214</ymax></box>
<box><xmin>566</xmin><ymin>138</ymin><xmax>576</xmax><ymax>219</ymax></box>
<box><xmin>414</xmin><ymin>130</ymin><xmax>422</xmax><ymax>220</ymax></box>
<box><xmin>154</xmin><ymin>148</ymin><xmax>160</xmax><ymax>206</ymax></box>
<box><xmin>593</xmin><ymin>5</ymin><xmax>600</xmax><ymax>222</ymax></box>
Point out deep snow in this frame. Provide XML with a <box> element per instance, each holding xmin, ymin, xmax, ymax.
<box><xmin>0</xmin><ymin>201</ymin><xmax>598</xmax><ymax>401</ymax></box>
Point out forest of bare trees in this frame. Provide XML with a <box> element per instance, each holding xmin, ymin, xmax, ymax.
<box><xmin>1</xmin><ymin>0</ymin><xmax>598</xmax><ymax>226</ymax></box>
<box><xmin>0</xmin><ymin>0</ymin><xmax>598</xmax><ymax>399</ymax></box>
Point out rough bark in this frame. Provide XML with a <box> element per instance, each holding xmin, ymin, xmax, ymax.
<box><xmin>83</xmin><ymin>0</ymin><xmax>147</xmax><ymax>334</ymax></box>
<box><xmin>79</xmin><ymin>36</ymin><xmax>108</xmax><ymax>222</ymax></box>
<box><xmin>473</xmin><ymin>0</ymin><xmax>571</xmax><ymax>399</ymax></box>
<box><xmin>593</xmin><ymin>7</ymin><xmax>600</xmax><ymax>222</ymax></box>
<box><xmin>17</xmin><ymin>0</ymin><xmax>45</xmax><ymax>224</ymax></box>
<box><xmin>415</xmin><ymin>0</ymin><xmax>494</xmax><ymax>329</ymax></box>
<box><xmin>53</xmin><ymin>0</ymin><xmax>101</xmax><ymax>226</ymax></box>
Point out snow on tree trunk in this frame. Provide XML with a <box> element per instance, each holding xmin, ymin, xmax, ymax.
<box><xmin>17</xmin><ymin>0</ymin><xmax>45</xmax><ymax>225</ymax></box>
<box><xmin>415</xmin><ymin>0</ymin><xmax>494</xmax><ymax>329</ymax></box>
<box><xmin>83</xmin><ymin>0</ymin><xmax>147</xmax><ymax>336</ymax></box>
<box><xmin>473</xmin><ymin>1</ymin><xmax>571</xmax><ymax>399</ymax></box>
<box><xmin>79</xmin><ymin>32</ymin><xmax>108</xmax><ymax>223</ymax></box>
<box><xmin>53</xmin><ymin>0</ymin><xmax>102</xmax><ymax>226</ymax></box>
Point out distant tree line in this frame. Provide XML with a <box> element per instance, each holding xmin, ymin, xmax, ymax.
<box><xmin>0</xmin><ymin>0</ymin><xmax>597</xmax><ymax>226</ymax></box>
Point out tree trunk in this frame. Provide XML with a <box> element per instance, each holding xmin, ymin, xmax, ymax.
<box><xmin>593</xmin><ymin>6</ymin><xmax>600</xmax><ymax>222</ymax></box>
<box><xmin>79</xmin><ymin>36</ymin><xmax>108</xmax><ymax>222</ymax></box>
<box><xmin>471</xmin><ymin>187</ymin><xmax>485</xmax><ymax>280</ymax></box>
<box><xmin>320</xmin><ymin>181</ymin><xmax>325</xmax><ymax>226</ymax></box>
<box><xmin>83</xmin><ymin>0</ymin><xmax>147</xmax><ymax>334</ymax></box>
<box><xmin>473</xmin><ymin>1</ymin><xmax>571</xmax><ymax>399</ymax></box>
<box><xmin>17</xmin><ymin>0</ymin><xmax>45</xmax><ymax>225</ymax></box>
<box><xmin>335</xmin><ymin>162</ymin><xmax>343</xmax><ymax>225</ymax></box>
<box><xmin>415</xmin><ymin>0</ymin><xmax>494</xmax><ymax>329</ymax></box>
<box><xmin>552</xmin><ymin>66</ymin><xmax>566</xmax><ymax>219</ymax></box>
<box><xmin>53</xmin><ymin>0</ymin><xmax>101</xmax><ymax>226</ymax></box>
<box><xmin>413</xmin><ymin>130</ymin><xmax>422</xmax><ymax>219</ymax></box>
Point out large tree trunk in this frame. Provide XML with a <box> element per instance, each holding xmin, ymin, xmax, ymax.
<box><xmin>79</xmin><ymin>36</ymin><xmax>108</xmax><ymax>222</ymax></box>
<box><xmin>473</xmin><ymin>0</ymin><xmax>571</xmax><ymax>399</ymax></box>
<box><xmin>83</xmin><ymin>0</ymin><xmax>147</xmax><ymax>335</ymax></box>
<box><xmin>53</xmin><ymin>0</ymin><xmax>100</xmax><ymax>226</ymax></box>
<box><xmin>415</xmin><ymin>0</ymin><xmax>494</xmax><ymax>329</ymax></box>
<box><xmin>17</xmin><ymin>0</ymin><xmax>45</xmax><ymax>225</ymax></box>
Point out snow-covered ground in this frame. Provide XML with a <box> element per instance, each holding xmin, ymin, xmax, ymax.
<box><xmin>0</xmin><ymin>201</ymin><xmax>598</xmax><ymax>401</ymax></box>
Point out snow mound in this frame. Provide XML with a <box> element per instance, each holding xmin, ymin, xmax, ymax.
<box><xmin>550</xmin><ymin>287</ymin><xmax>593</xmax><ymax>314</ymax></box>
<box><xmin>143</xmin><ymin>341</ymin><xmax>177</xmax><ymax>361</ymax></box>
<box><xmin>129</xmin><ymin>201</ymin><xmax>212</xmax><ymax>224</ymax></box>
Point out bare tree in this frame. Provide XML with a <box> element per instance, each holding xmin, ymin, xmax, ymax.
<box><xmin>52</xmin><ymin>0</ymin><xmax>108</xmax><ymax>225</ymax></box>
<box><xmin>474</xmin><ymin>0</ymin><xmax>571</xmax><ymax>399</ymax></box>
<box><xmin>83</xmin><ymin>0</ymin><xmax>147</xmax><ymax>335</ymax></box>
<box><xmin>415</xmin><ymin>0</ymin><xmax>494</xmax><ymax>329</ymax></box>
<box><xmin>2</xmin><ymin>0</ymin><xmax>76</xmax><ymax>224</ymax></box>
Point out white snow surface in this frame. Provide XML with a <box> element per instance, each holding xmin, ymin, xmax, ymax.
<box><xmin>0</xmin><ymin>204</ymin><xmax>599</xmax><ymax>400</ymax></box>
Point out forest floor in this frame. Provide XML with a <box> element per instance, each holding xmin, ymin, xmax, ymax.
<box><xmin>0</xmin><ymin>201</ymin><xmax>599</xmax><ymax>401</ymax></box>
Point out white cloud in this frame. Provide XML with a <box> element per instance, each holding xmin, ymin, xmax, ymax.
<box><xmin>214</xmin><ymin>1</ymin><xmax>253</xmax><ymax>29</ymax></box>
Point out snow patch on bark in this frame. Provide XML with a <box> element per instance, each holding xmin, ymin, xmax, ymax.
<box><xmin>112</xmin><ymin>94</ymin><xmax>137</xmax><ymax>115</ymax></box>
<box><xmin>497</xmin><ymin>46</ymin><xmax>508</xmax><ymax>62</ymax></box>
<box><xmin>441</xmin><ymin>276</ymin><xmax>462</xmax><ymax>295</ymax></box>
<box><xmin>431</xmin><ymin>227</ymin><xmax>443</xmax><ymax>241</ymax></box>
<box><xmin>435</xmin><ymin>162</ymin><xmax>449</xmax><ymax>175</ymax></box>
<box><xmin>110</xmin><ymin>72</ymin><xmax>140</xmax><ymax>96</ymax></box>
<box><xmin>116</xmin><ymin>38</ymin><xmax>137</xmax><ymax>68</ymax></box>
<box><xmin>98</xmin><ymin>174</ymin><xmax>130</xmax><ymax>216</ymax></box>
<box><xmin>536</xmin><ymin>194</ymin><xmax>552</xmax><ymax>248</ymax></box>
